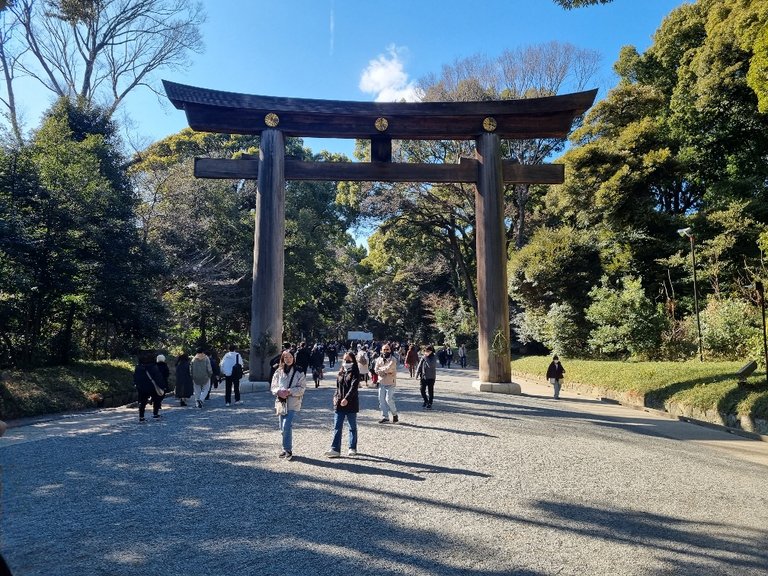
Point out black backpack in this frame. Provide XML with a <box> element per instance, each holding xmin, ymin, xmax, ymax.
<box><xmin>231</xmin><ymin>354</ymin><xmax>243</xmax><ymax>379</ymax></box>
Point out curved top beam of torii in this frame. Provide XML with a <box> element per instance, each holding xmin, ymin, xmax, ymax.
<box><xmin>163</xmin><ymin>80</ymin><xmax>597</xmax><ymax>141</ymax></box>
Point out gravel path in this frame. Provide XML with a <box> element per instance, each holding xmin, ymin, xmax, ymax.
<box><xmin>2</xmin><ymin>367</ymin><xmax>767</xmax><ymax>576</ymax></box>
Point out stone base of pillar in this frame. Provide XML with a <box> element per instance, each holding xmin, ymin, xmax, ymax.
<box><xmin>240</xmin><ymin>380</ymin><xmax>271</xmax><ymax>394</ymax></box>
<box><xmin>472</xmin><ymin>381</ymin><xmax>522</xmax><ymax>395</ymax></box>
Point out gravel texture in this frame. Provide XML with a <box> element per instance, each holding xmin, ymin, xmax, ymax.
<box><xmin>2</xmin><ymin>366</ymin><xmax>768</xmax><ymax>576</ymax></box>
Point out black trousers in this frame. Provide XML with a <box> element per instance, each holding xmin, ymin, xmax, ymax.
<box><xmin>420</xmin><ymin>378</ymin><xmax>435</xmax><ymax>405</ymax></box>
<box><xmin>138</xmin><ymin>389</ymin><xmax>162</xmax><ymax>418</ymax></box>
<box><xmin>225</xmin><ymin>375</ymin><xmax>241</xmax><ymax>403</ymax></box>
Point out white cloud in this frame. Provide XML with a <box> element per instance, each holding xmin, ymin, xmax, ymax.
<box><xmin>359</xmin><ymin>45</ymin><xmax>422</xmax><ymax>102</ymax></box>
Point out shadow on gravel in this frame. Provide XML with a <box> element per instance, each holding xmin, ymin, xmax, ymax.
<box><xmin>395</xmin><ymin>421</ymin><xmax>498</xmax><ymax>438</ymax></box>
<box><xmin>296</xmin><ymin>455</ymin><xmax>427</xmax><ymax>481</ymax></box>
<box><xmin>435</xmin><ymin>391</ymin><xmax>758</xmax><ymax>444</ymax></box>
<box><xmin>4</xmin><ymin>383</ymin><xmax>767</xmax><ymax>576</ymax></box>
<box><xmin>531</xmin><ymin>500</ymin><xmax>768</xmax><ymax>575</ymax></box>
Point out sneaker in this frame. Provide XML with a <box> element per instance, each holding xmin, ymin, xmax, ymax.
<box><xmin>426</xmin><ymin>404</ymin><xmax>432</xmax><ymax>410</ymax></box>
<box><xmin>225</xmin><ymin>402</ymin><xmax>231</xmax><ymax>406</ymax></box>
<box><xmin>422</xmin><ymin>402</ymin><xmax>427</xmax><ymax>408</ymax></box>
<box><xmin>392</xmin><ymin>414</ymin><xmax>399</xmax><ymax>423</ymax></box>
<box><xmin>235</xmin><ymin>400</ymin><xmax>243</xmax><ymax>405</ymax></box>
<box><xmin>348</xmin><ymin>449</ymin><xmax>357</xmax><ymax>456</ymax></box>
<box><xmin>139</xmin><ymin>417</ymin><xmax>146</xmax><ymax>423</ymax></box>
<box><xmin>152</xmin><ymin>414</ymin><xmax>161</xmax><ymax>419</ymax></box>
<box><xmin>285</xmin><ymin>451</ymin><xmax>293</xmax><ymax>461</ymax></box>
<box><xmin>180</xmin><ymin>400</ymin><xmax>187</xmax><ymax>407</ymax></box>
<box><xmin>278</xmin><ymin>451</ymin><xmax>288</xmax><ymax>459</ymax></box>
<box><xmin>378</xmin><ymin>418</ymin><xmax>389</xmax><ymax>424</ymax></box>
<box><xmin>325</xmin><ymin>450</ymin><xmax>341</xmax><ymax>458</ymax></box>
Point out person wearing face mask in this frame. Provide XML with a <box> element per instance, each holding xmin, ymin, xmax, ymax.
<box><xmin>270</xmin><ymin>350</ymin><xmax>306</xmax><ymax>460</ymax></box>
<box><xmin>416</xmin><ymin>345</ymin><xmax>437</xmax><ymax>409</ymax></box>
<box><xmin>546</xmin><ymin>354</ymin><xmax>566</xmax><ymax>399</ymax></box>
<box><xmin>373</xmin><ymin>344</ymin><xmax>399</xmax><ymax>423</ymax></box>
<box><xmin>325</xmin><ymin>353</ymin><xmax>361</xmax><ymax>457</ymax></box>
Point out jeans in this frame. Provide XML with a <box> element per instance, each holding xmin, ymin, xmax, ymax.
<box><xmin>225</xmin><ymin>375</ymin><xmax>241</xmax><ymax>403</ymax></box>
<box><xmin>331</xmin><ymin>412</ymin><xmax>358</xmax><ymax>452</ymax></box>
<box><xmin>279</xmin><ymin>410</ymin><xmax>297</xmax><ymax>452</ymax></box>
<box><xmin>378</xmin><ymin>385</ymin><xmax>398</xmax><ymax>418</ymax></box>
<box><xmin>551</xmin><ymin>378</ymin><xmax>561</xmax><ymax>399</ymax></box>
<box><xmin>459</xmin><ymin>356</ymin><xmax>466</xmax><ymax>368</ymax></box>
<box><xmin>420</xmin><ymin>378</ymin><xmax>435</xmax><ymax>405</ymax></box>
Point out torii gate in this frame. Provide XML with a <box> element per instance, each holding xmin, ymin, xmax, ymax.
<box><xmin>164</xmin><ymin>80</ymin><xmax>596</xmax><ymax>392</ymax></box>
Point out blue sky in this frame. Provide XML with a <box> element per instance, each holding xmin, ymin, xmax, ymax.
<box><xmin>18</xmin><ymin>0</ymin><xmax>687</xmax><ymax>155</ymax></box>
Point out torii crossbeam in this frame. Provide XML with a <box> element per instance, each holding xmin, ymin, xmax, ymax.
<box><xmin>164</xmin><ymin>80</ymin><xmax>596</xmax><ymax>391</ymax></box>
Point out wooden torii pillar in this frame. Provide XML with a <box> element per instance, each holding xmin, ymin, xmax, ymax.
<box><xmin>164</xmin><ymin>81</ymin><xmax>596</xmax><ymax>390</ymax></box>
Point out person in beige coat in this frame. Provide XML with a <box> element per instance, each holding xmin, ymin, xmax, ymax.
<box><xmin>374</xmin><ymin>343</ymin><xmax>399</xmax><ymax>423</ymax></box>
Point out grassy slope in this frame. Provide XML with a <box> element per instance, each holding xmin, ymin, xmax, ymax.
<box><xmin>511</xmin><ymin>356</ymin><xmax>768</xmax><ymax>421</ymax></box>
<box><xmin>0</xmin><ymin>360</ymin><xmax>137</xmax><ymax>420</ymax></box>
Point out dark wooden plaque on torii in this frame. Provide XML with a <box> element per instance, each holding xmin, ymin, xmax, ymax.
<box><xmin>164</xmin><ymin>80</ymin><xmax>596</xmax><ymax>391</ymax></box>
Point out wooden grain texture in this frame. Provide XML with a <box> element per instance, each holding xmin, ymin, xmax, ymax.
<box><xmin>164</xmin><ymin>80</ymin><xmax>597</xmax><ymax>140</ymax></box>
<box><xmin>194</xmin><ymin>157</ymin><xmax>565</xmax><ymax>184</ymax></box>
<box><xmin>249</xmin><ymin>129</ymin><xmax>285</xmax><ymax>382</ymax></box>
<box><xmin>475</xmin><ymin>133</ymin><xmax>512</xmax><ymax>384</ymax></box>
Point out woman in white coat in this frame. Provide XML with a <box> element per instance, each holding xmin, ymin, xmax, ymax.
<box><xmin>271</xmin><ymin>350</ymin><xmax>306</xmax><ymax>460</ymax></box>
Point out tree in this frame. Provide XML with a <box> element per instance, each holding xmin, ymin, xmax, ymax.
<box><xmin>0</xmin><ymin>97</ymin><xmax>161</xmax><ymax>366</ymax></box>
<box><xmin>132</xmin><ymin>132</ymin><xmax>354</xmax><ymax>350</ymax></box>
<box><xmin>1</xmin><ymin>0</ymin><xmax>204</xmax><ymax>138</ymax></box>
<box><xmin>508</xmin><ymin>227</ymin><xmax>602</xmax><ymax>313</ymax></box>
<box><xmin>339</xmin><ymin>45</ymin><xmax>600</xmax><ymax>341</ymax></box>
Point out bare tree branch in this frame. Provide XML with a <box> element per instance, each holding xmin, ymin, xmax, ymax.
<box><xmin>9</xmin><ymin>0</ymin><xmax>203</xmax><ymax>117</ymax></box>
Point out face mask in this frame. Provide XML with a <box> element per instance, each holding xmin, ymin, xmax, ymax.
<box><xmin>383</xmin><ymin>352</ymin><xmax>391</xmax><ymax>358</ymax></box>
<box><xmin>343</xmin><ymin>361</ymin><xmax>354</xmax><ymax>371</ymax></box>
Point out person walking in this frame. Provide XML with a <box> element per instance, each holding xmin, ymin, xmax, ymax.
<box><xmin>546</xmin><ymin>355</ymin><xmax>566</xmax><ymax>400</ymax></box>
<box><xmin>356</xmin><ymin>346</ymin><xmax>370</xmax><ymax>386</ymax></box>
<box><xmin>325</xmin><ymin>351</ymin><xmax>360</xmax><ymax>458</ymax></box>
<box><xmin>133</xmin><ymin>352</ymin><xmax>164</xmax><ymax>422</ymax></box>
<box><xmin>416</xmin><ymin>345</ymin><xmax>438</xmax><ymax>409</ymax></box>
<box><xmin>271</xmin><ymin>350</ymin><xmax>306</xmax><ymax>460</ymax></box>
<box><xmin>327</xmin><ymin>343</ymin><xmax>337</xmax><ymax>369</ymax></box>
<box><xmin>295</xmin><ymin>342</ymin><xmax>311</xmax><ymax>374</ymax></box>
<box><xmin>405</xmin><ymin>344</ymin><xmax>419</xmax><ymax>378</ymax></box>
<box><xmin>154</xmin><ymin>353</ymin><xmax>170</xmax><ymax>410</ymax></box>
<box><xmin>458</xmin><ymin>344</ymin><xmax>467</xmax><ymax>368</ymax></box>
<box><xmin>446</xmin><ymin>345</ymin><xmax>453</xmax><ymax>368</ymax></box>
<box><xmin>174</xmin><ymin>352</ymin><xmax>193</xmax><ymax>406</ymax></box>
<box><xmin>206</xmin><ymin>349</ymin><xmax>220</xmax><ymax>400</ymax></box>
<box><xmin>220</xmin><ymin>344</ymin><xmax>244</xmax><ymax>406</ymax></box>
<box><xmin>190</xmin><ymin>347</ymin><xmax>213</xmax><ymax>408</ymax></box>
<box><xmin>374</xmin><ymin>343</ymin><xmax>399</xmax><ymax>423</ymax></box>
<box><xmin>310</xmin><ymin>344</ymin><xmax>325</xmax><ymax>388</ymax></box>
<box><xmin>437</xmin><ymin>346</ymin><xmax>447</xmax><ymax>368</ymax></box>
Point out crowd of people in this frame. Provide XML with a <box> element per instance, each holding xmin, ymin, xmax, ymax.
<box><xmin>132</xmin><ymin>344</ymin><xmax>246</xmax><ymax>422</ymax></box>
<box><xmin>133</xmin><ymin>338</ymin><xmax>477</xmax><ymax>460</ymax></box>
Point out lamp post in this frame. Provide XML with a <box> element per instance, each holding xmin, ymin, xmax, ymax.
<box><xmin>677</xmin><ymin>227</ymin><xmax>703</xmax><ymax>361</ymax></box>
<box><xmin>756</xmin><ymin>280</ymin><xmax>768</xmax><ymax>385</ymax></box>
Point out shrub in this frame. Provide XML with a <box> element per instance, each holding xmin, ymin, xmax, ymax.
<box><xmin>699</xmin><ymin>298</ymin><xmax>759</xmax><ymax>360</ymax></box>
<box><xmin>586</xmin><ymin>276</ymin><xmax>667</xmax><ymax>359</ymax></box>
